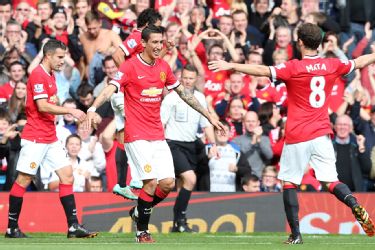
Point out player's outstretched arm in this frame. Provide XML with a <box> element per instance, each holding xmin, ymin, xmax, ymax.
<box><xmin>112</xmin><ymin>47</ymin><xmax>125</xmax><ymax>67</ymax></box>
<box><xmin>84</xmin><ymin>84</ymin><xmax>117</xmax><ymax>130</ymax></box>
<box><xmin>36</xmin><ymin>99</ymin><xmax>86</xmax><ymax>122</ymax></box>
<box><xmin>174</xmin><ymin>84</ymin><xmax>226</xmax><ymax>133</ymax></box>
<box><xmin>208</xmin><ymin>60</ymin><xmax>271</xmax><ymax>77</ymax></box>
<box><xmin>354</xmin><ymin>52</ymin><xmax>375</xmax><ymax>69</ymax></box>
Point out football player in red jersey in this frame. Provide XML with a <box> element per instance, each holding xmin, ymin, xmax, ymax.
<box><xmin>5</xmin><ymin>40</ymin><xmax>98</xmax><ymax>239</ymax></box>
<box><xmin>112</xmin><ymin>8</ymin><xmax>162</xmax><ymax>66</ymax></box>
<box><xmin>209</xmin><ymin>23</ymin><xmax>375</xmax><ymax>243</ymax></box>
<box><xmin>85</xmin><ymin>25</ymin><xmax>225</xmax><ymax>243</ymax></box>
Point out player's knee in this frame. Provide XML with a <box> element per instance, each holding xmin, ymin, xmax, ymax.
<box><xmin>143</xmin><ymin>179</ymin><xmax>158</xmax><ymax>193</ymax></box>
<box><xmin>16</xmin><ymin>173</ymin><xmax>33</xmax><ymax>187</ymax></box>
<box><xmin>59</xmin><ymin>174</ymin><xmax>74</xmax><ymax>185</ymax></box>
<box><xmin>159</xmin><ymin>178</ymin><xmax>175</xmax><ymax>193</ymax></box>
<box><xmin>184</xmin><ymin>176</ymin><xmax>196</xmax><ymax>190</ymax></box>
<box><xmin>181</xmin><ymin>171</ymin><xmax>196</xmax><ymax>190</ymax></box>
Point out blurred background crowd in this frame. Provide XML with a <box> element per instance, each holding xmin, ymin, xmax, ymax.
<box><xmin>0</xmin><ymin>0</ymin><xmax>374</xmax><ymax>193</ymax></box>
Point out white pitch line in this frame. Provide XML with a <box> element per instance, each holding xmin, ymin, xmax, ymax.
<box><xmin>0</xmin><ymin>242</ymin><xmax>272</xmax><ymax>245</ymax></box>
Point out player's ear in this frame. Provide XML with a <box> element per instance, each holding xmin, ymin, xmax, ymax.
<box><xmin>44</xmin><ymin>50</ymin><xmax>53</xmax><ymax>59</ymax></box>
<box><xmin>141</xmin><ymin>39</ymin><xmax>146</xmax><ymax>48</ymax></box>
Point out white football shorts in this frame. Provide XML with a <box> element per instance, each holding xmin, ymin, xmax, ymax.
<box><xmin>16</xmin><ymin>139</ymin><xmax>70</xmax><ymax>176</ymax></box>
<box><xmin>125</xmin><ymin>140</ymin><xmax>175</xmax><ymax>181</ymax></box>
<box><xmin>278</xmin><ymin>135</ymin><xmax>338</xmax><ymax>185</ymax></box>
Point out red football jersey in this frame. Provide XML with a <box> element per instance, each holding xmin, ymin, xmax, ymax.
<box><xmin>275</xmin><ymin>82</ymin><xmax>288</xmax><ymax>106</ymax></box>
<box><xmin>212</xmin><ymin>0</ymin><xmax>231</xmax><ymax>18</ymax></box>
<box><xmin>154</xmin><ymin>0</ymin><xmax>173</xmax><ymax>9</ymax></box>
<box><xmin>22</xmin><ymin>64</ymin><xmax>58</xmax><ymax>143</ymax></box>
<box><xmin>269</xmin><ymin>56</ymin><xmax>355</xmax><ymax>144</ymax></box>
<box><xmin>110</xmin><ymin>54</ymin><xmax>179</xmax><ymax>142</ymax></box>
<box><xmin>203</xmin><ymin>65</ymin><xmax>228</xmax><ymax>98</ymax></box>
<box><xmin>0</xmin><ymin>81</ymin><xmax>15</xmax><ymax>102</ymax></box>
<box><xmin>119</xmin><ymin>29</ymin><xmax>143</xmax><ymax>58</ymax></box>
<box><xmin>256</xmin><ymin>83</ymin><xmax>280</xmax><ymax>103</ymax></box>
<box><xmin>329</xmin><ymin>78</ymin><xmax>345</xmax><ymax>113</ymax></box>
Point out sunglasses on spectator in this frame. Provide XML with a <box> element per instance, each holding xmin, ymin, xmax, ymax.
<box><xmin>16</xmin><ymin>8</ymin><xmax>29</xmax><ymax>11</ymax></box>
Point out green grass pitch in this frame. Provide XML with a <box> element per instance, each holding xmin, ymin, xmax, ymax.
<box><xmin>0</xmin><ymin>232</ymin><xmax>374</xmax><ymax>250</ymax></box>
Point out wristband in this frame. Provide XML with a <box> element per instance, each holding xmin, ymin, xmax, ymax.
<box><xmin>87</xmin><ymin>106</ymin><xmax>96</xmax><ymax>112</ymax></box>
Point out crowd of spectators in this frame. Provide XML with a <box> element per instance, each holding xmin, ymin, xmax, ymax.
<box><xmin>0</xmin><ymin>0</ymin><xmax>375</xmax><ymax>193</ymax></box>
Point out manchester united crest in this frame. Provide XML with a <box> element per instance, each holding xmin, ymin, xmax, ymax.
<box><xmin>30</xmin><ymin>162</ymin><xmax>37</xmax><ymax>169</ymax></box>
<box><xmin>49</xmin><ymin>95</ymin><xmax>58</xmax><ymax>104</ymax></box>
<box><xmin>160</xmin><ymin>72</ymin><xmax>166</xmax><ymax>82</ymax></box>
<box><xmin>144</xmin><ymin>164</ymin><xmax>152</xmax><ymax>173</ymax></box>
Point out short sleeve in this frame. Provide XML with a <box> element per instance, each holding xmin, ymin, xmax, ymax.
<box><xmin>160</xmin><ymin>93</ymin><xmax>174</xmax><ymax>126</ymax></box>
<box><xmin>164</xmin><ymin>62</ymin><xmax>180</xmax><ymax>90</ymax></box>
<box><xmin>30</xmin><ymin>75</ymin><xmax>48</xmax><ymax>100</ymax></box>
<box><xmin>109</xmin><ymin>63</ymin><xmax>130</xmax><ymax>92</ymax></box>
<box><xmin>334</xmin><ymin>59</ymin><xmax>355</xmax><ymax>77</ymax></box>
<box><xmin>269</xmin><ymin>61</ymin><xmax>293</xmax><ymax>82</ymax></box>
<box><xmin>119</xmin><ymin>35</ymin><xmax>139</xmax><ymax>57</ymax></box>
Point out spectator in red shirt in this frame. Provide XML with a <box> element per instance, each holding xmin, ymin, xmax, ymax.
<box><xmin>0</xmin><ymin>61</ymin><xmax>26</xmax><ymax>104</ymax></box>
<box><xmin>215</xmin><ymin>71</ymin><xmax>260</xmax><ymax>118</ymax></box>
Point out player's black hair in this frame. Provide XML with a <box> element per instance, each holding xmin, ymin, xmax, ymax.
<box><xmin>42</xmin><ymin>39</ymin><xmax>67</xmax><ymax>56</ymax></box>
<box><xmin>141</xmin><ymin>25</ymin><xmax>165</xmax><ymax>42</ymax></box>
<box><xmin>137</xmin><ymin>8</ymin><xmax>162</xmax><ymax>29</ymax></box>
<box><xmin>183</xmin><ymin>64</ymin><xmax>199</xmax><ymax>75</ymax></box>
<box><xmin>297</xmin><ymin>23</ymin><xmax>322</xmax><ymax>50</ymax></box>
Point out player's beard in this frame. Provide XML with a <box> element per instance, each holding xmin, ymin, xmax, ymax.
<box><xmin>54</xmin><ymin>67</ymin><xmax>62</xmax><ymax>72</ymax></box>
<box><xmin>53</xmin><ymin>64</ymin><xmax>64</xmax><ymax>72</ymax></box>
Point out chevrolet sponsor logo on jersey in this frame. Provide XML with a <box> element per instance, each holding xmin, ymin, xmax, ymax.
<box><xmin>141</xmin><ymin>87</ymin><xmax>163</xmax><ymax>97</ymax></box>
